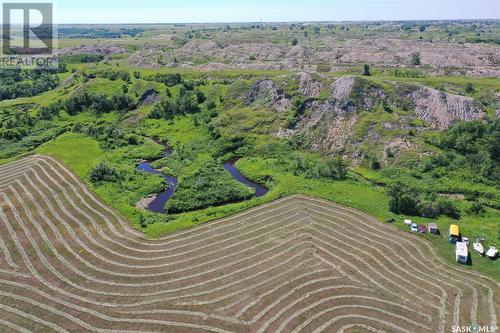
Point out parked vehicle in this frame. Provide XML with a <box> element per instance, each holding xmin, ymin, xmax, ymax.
<box><xmin>419</xmin><ymin>224</ymin><xmax>427</xmax><ymax>234</ymax></box>
<box><xmin>411</xmin><ymin>223</ymin><xmax>418</xmax><ymax>233</ymax></box>
<box><xmin>486</xmin><ymin>247</ymin><xmax>498</xmax><ymax>260</ymax></box>
<box><xmin>473</xmin><ymin>241</ymin><xmax>485</xmax><ymax>256</ymax></box>
<box><xmin>404</xmin><ymin>219</ymin><xmax>412</xmax><ymax>226</ymax></box>
<box><xmin>448</xmin><ymin>225</ymin><xmax>460</xmax><ymax>244</ymax></box>
<box><xmin>455</xmin><ymin>242</ymin><xmax>468</xmax><ymax>264</ymax></box>
<box><xmin>428</xmin><ymin>223</ymin><xmax>438</xmax><ymax>235</ymax></box>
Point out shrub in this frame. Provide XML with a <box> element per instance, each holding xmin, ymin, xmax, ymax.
<box><xmin>149</xmin><ymin>89</ymin><xmax>201</xmax><ymax>120</ymax></box>
<box><xmin>388</xmin><ymin>183</ymin><xmax>421</xmax><ymax>215</ymax></box>
<box><xmin>89</xmin><ymin>162</ymin><xmax>120</xmax><ymax>183</ymax></box>
<box><xmin>410</xmin><ymin>52</ymin><xmax>421</xmax><ymax>66</ymax></box>
<box><xmin>149</xmin><ymin>73</ymin><xmax>183</xmax><ymax>87</ymax></box>
<box><xmin>59</xmin><ymin>54</ymin><xmax>104</xmax><ymax>63</ymax></box>
<box><xmin>296</xmin><ymin>156</ymin><xmax>348</xmax><ymax>181</ymax></box>
<box><xmin>370</xmin><ymin>157</ymin><xmax>381</xmax><ymax>170</ymax></box>
<box><xmin>38</xmin><ymin>104</ymin><xmax>62</xmax><ymax>120</ymax></box>
<box><xmin>465</xmin><ymin>82</ymin><xmax>475</xmax><ymax>94</ymax></box>
<box><xmin>437</xmin><ymin>199</ymin><xmax>461</xmax><ymax>219</ymax></box>
<box><xmin>0</xmin><ymin>73</ymin><xmax>59</xmax><ymax>101</ymax></box>
<box><xmin>388</xmin><ymin>183</ymin><xmax>461</xmax><ymax>219</ymax></box>
<box><xmin>291</xmin><ymin>38</ymin><xmax>298</xmax><ymax>46</ymax></box>
<box><xmin>317</xmin><ymin>64</ymin><xmax>331</xmax><ymax>72</ymax></box>
<box><xmin>418</xmin><ymin>201</ymin><xmax>441</xmax><ymax>218</ymax></box>
<box><xmin>467</xmin><ymin>201</ymin><xmax>486</xmax><ymax>216</ymax></box>
<box><xmin>362</xmin><ymin>64</ymin><xmax>371</xmax><ymax>76</ymax></box>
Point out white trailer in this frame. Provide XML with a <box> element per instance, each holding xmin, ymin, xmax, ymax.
<box><xmin>456</xmin><ymin>242</ymin><xmax>468</xmax><ymax>264</ymax></box>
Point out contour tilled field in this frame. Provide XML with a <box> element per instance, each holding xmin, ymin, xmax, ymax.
<box><xmin>0</xmin><ymin>156</ymin><xmax>498</xmax><ymax>333</ymax></box>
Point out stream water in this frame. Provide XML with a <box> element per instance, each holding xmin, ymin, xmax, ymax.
<box><xmin>223</xmin><ymin>158</ymin><xmax>268</xmax><ymax>197</ymax></box>
<box><xmin>136</xmin><ymin>150</ymin><xmax>268</xmax><ymax>214</ymax></box>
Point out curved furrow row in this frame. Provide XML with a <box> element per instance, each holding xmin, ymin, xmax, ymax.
<box><xmin>311</xmin><ymin>222</ymin><xmax>444</xmax><ymax>308</ymax></box>
<box><xmin>309</xmin><ymin>217</ymin><xmax>450</xmax><ymax>321</ymax></box>
<box><xmin>0</xmin><ymin>276</ymin><xmax>246</xmax><ymax>333</ymax></box>
<box><xmin>2</xmin><ymin>187</ymin><xmax>312</xmax><ymax>304</ymax></box>
<box><xmin>3</xmin><ymin>185</ymin><xmax>324</xmax><ymax>306</ymax></box>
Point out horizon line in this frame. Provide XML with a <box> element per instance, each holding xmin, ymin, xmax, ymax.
<box><xmin>55</xmin><ymin>18</ymin><xmax>500</xmax><ymax>25</ymax></box>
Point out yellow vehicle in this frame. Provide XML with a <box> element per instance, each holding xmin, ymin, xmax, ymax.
<box><xmin>449</xmin><ymin>225</ymin><xmax>460</xmax><ymax>244</ymax></box>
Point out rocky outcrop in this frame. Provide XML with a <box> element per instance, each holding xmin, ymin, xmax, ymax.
<box><xmin>271</xmin><ymin>75</ymin><xmax>487</xmax><ymax>159</ymax></box>
<box><xmin>281</xmin><ymin>76</ymin><xmax>486</xmax><ymax>159</ymax></box>
<box><xmin>410</xmin><ymin>86</ymin><xmax>486</xmax><ymax>130</ymax></box>
<box><xmin>246</xmin><ymin>80</ymin><xmax>292</xmax><ymax>112</ymax></box>
<box><xmin>294</xmin><ymin>76</ymin><xmax>384</xmax><ymax>131</ymax></box>
<box><xmin>285</xmin><ymin>76</ymin><xmax>385</xmax><ymax>156</ymax></box>
<box><xmin>298</xmin><ymin>72</ymin><xmax>322</xmax><ymax>97</ymax></box>
<box><xmin>330</xmin><ymin>76</ymin><xmax>386</xmax><ymax>113</ymax></box>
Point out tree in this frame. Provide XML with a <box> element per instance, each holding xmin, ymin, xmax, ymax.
<box><xmin>465</xmin><ymin>82</ymin><xmax>475</xmax><ymax>94</ymax></box>
<box><xmin>291</xmin><ymin>38</ymin><xmax>298</xmax><ymax>46</ymax></box>
<box><xmin>388</xmin><ymin>183</ymin><xmax>420</xmax><ymax>215</ymax></box>
<box><xmin>89</xmin><ymin>162</ymin><xmax>119</xmax><ymax>183</ymax></box>
<box><xmin>150</xmin><ymin>98</ymin><xmax>177</xmax><ymax>121</ymax></box>
<box><xmin>411</xmin><ymin>52</ymin><xmax>421</xmax><ymax>66</ymax></box>
<box><xmin>362</xmin><ymin>64</ymin><xmax>371</xmax><ymax>76</ymax></box>
<box><xmin>370</xmin><ymin>157</ymin><xmax>381</xmax><ymax>170</ymax></box>
<box><xmin>195</xmin><ymin>90</ymin><xmax>206</xmax><ymax>104</ymax></box>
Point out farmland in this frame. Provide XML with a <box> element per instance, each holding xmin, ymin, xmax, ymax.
<box><xmin>0</xmin><ymin>155</ymin><xmax>498</xmax><ymax>332</ymax></box>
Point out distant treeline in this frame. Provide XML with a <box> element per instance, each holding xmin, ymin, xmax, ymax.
<box><xmin>58</xmin><ymin>27</ymin><xmax>144</xmax><ymax>39</ymax></box>
<box><xmin>84</xmin><ymin>69</ymin><xmax>131</xmax><ymax>82</ymax></box>
<box><xmin>59</xmin><ymin>54</ymin><xmax>105</xmax><ymax>64</ymax></box>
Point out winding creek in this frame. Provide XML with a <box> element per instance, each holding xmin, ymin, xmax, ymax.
<box><xmin>136</xmin><ymin>149</ymin><xmax>268</xmax><ymax>214</ymax></box>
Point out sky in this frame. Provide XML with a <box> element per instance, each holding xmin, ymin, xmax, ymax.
<box><xmin>3</xmin><ymin>0</ymin><xmax>500</xmax><ymax>24</ymax></box>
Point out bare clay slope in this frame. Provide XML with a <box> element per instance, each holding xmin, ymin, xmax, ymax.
<box><xmin>411</xmin><ymin>85</ymin><xmax>486</xmax><ymax>130</ymax></box>
<box><xmin>0</xmin><ymin>155</ymin><xmax>498</xmax><ymax>333</ymax></box>
<box><xmin>284</xmin><ymin>76</ymin><xmax>486</xmax><ymax>155</ymax></box>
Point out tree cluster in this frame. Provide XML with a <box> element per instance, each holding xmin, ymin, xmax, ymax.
<box><xmin>149</xmin><ymin>87</ymin><xmax>204</xmax><ymax>121</ymax></box>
